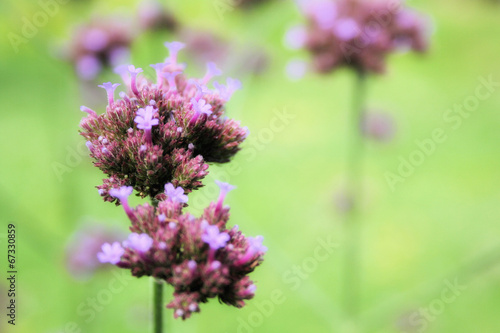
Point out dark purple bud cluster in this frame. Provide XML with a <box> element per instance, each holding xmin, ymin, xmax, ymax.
<box><xmin>287</xmin><ymin>0</ymin><xmax>430</xmax><ymax>74</ymax></box>
<box><xmin>80</xmin><ymin>42</ymin><xmax>248</xmax><ymax>202</ymax></box>
<box><xmin>98</xmin><ymin>183</ymin><xmax>266</xmax><ymax>319</ymax></box>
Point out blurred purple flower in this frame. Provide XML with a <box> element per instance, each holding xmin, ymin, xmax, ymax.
<box><xmin>81</xmin><ymin>28</ymin><xmax>109</xmax><ymax>52</ymax></box>
<box><xmin>284</xmin><ymin>26</ymin><xmax>307</xmax><ymax>50</ymax></box>
<box><xmin>291</xmin><ymin>0</ymin><xmax>430</xmax><ymax>74</ymax></box>
<box><xmin>66</xmin><ymin>15</ymin><xmax>134</xmax><ymax>81</ymax></box>
<box><xmin>65</xmin><ymin>224</ymin><xmax>125</xmax><ymax>279</ymax></box>
<box><xmin>361</xmin><ymin>111</ymin><xmax>396</xmax><ymax>142</ymax></box>
<box><xmin>76</xmin><ymin>55</ymin><xmax>102</xmax><ymax>81</ymax></box>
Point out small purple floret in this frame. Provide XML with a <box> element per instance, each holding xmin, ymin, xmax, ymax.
<box><xmin>127</xmin><ymin>65</ymin><xmax>143</xmax><ymax>96</ymax></box>
<box><xmin>215</xmin><ymin>180</ymin><xmax>236</xmax><ymax>194</ymax></box>
<box><xmin>97</xmin><ymin>242</ymin><xmax>124</xmax><ymax>264</ymax></box>
<box><xmin>165</xmin><ymin>41</ymin><xmax>185</xmax><ymax>65</ymax></box>
<box><xmin>123</xmin><ymin>233</ymin><xmax>153</xmax><ymax>253</ymax></box>
<box><xmin>246</xmin><ymin>236</ymin><xmax>268</xmax><ymax>256</ymax></box>
<box><xmin>135</xmin><ymin>106</ymin><xmax>159</xmax><ymax>130</ymax></box>
<box><xmin>98</xmin><ymin>82</ymin><xmax>121</xmax><ymax>105</ymax></box>
<box><xmin>202</xmin><ymin>62</ymin><xmax>222</xmax><ymax>84</ymax></box>
<box><xmin>192</xmin><ymin>98</ymin><xmax>212</xmax><ymax>116</ymax></box>
<box><xmin>161</xmin><ymin>71</ymin><xmax>181</xmax><ymax>92</ymax></box>
<box><xmin>202</xmin><ymin>224</ymin><xmax>230</xmax><ymax>250</ymax></box>
<box><xmin>150</xmin><ymin>63</ymin><xmax>165</xmax><ymax>85</ymax></box>
<box><xmin>214</xmin><ymin>78</ymin><xmax>241</xmax><ymax>101</ymax></box>
<box><xmin>109</xmin><ymin>186</ymin><xmax>133</xmax><ymax>202</ymax></box>
<box><xmin>164</xmin><ymin>183</ymin><xmax>188</xmax><ymax>203</ymax></box>
<box><xmin>247</xmin><ymin>284</ymin><xmax>257</xmax><ymax>293</ymax></box>
<box><xmin>80</xmin><ymin>106</ymin><xmax>97</xmax><ymax>117</ymax></box>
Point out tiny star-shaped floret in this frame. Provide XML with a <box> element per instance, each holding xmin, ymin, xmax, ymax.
<box><xmin>98</xmin><ymin>82</ymin><xmax>120</xmax><ymax>105</ymax></box>
<box><xmin>164</xmin><ymin>183</ymin><xmax>188</xmax><ymax>203</ymax></box>
<box><xmin>109</xmin><ymin>186</ymin><xmax>133</xmax><ymax>202</ymax></box>
<box><xmin>123</xmin><ymin>233</ymin><xmax>154</xmax><ymax>253</ymax></box>
<box><xmin>135</xmin><ymin>106</ymin><xmax>159</xmax><ymax>130</ymax></box>
<box><xmin>202</xmin><ymin>224</ymin><xmax>230</xmax><ymax>250</ymax></box>
<box><xmin>97</xmin><ymin>242</ymin><xmax>125</xmax><ymax>264</ymax></box>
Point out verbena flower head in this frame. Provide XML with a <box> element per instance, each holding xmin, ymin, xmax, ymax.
<box><xmin>99</xmin><ymin>181</ymin><xmax>266</xmax><ymax>319</ymax></box>
<box><xmin>288</xmin><ymin>0</ymin><xmax>430</xmax><ymax>74</ymax></box>
<box><xmin>80</xmin><ymin>42</ymin><xmax>247</xmax><ymax>202</ymax></box>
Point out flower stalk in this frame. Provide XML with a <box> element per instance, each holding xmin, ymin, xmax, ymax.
<box><xmin>153</xmin><ymin>279</ymin><xmax>164</xmax><ymax>333</ymax></box>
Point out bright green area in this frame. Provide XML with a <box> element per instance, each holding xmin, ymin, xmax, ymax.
<box><xmin>1</xmin><ymin>0</ymin><xmax>500</xmax><ymax>332</ymax></box>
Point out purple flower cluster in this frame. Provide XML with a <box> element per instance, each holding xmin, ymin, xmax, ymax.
<box><xmin>81</xmin><ymin>40</ymin><xmax>265</xmax><ymax>321</ymax></box>
<box><xmin>80</xmin><ymin>42</ymin><xmax>248</xmax><ymax>202</ymax></box>
<box><xmin>66</xmin><ymin>16</ymin><xmax>134</xmax><ymax>81</ymax></box>
<box><xmin>97</xmin><ymin>182</ymin><xmax>266</xmax><ymax>319</ymax></box>
<box><xmin>288</xmin><ymin>0</ymin><xmax>430</xmax><ymax>74</ymax></box>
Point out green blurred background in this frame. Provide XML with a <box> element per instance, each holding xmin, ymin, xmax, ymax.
<box><xmin>1</xmin><ymin>0</ymin><xmax>500</xmax><ymax>332</ymax></box>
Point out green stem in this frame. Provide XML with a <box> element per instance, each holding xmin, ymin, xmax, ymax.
<box><xmin>150</xmin><ymin>198</ymin><xmax>164</xmax><ymax>333</ymax></box>
<box><xmin>153</xmin><ymin>279</ymin><xmax>164</xmax><ymax>333</ymax></box>
<box><xmin>342</xmin><ymin>69</ymin><xmax>367</xmax><ymax>322</ymax></box>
